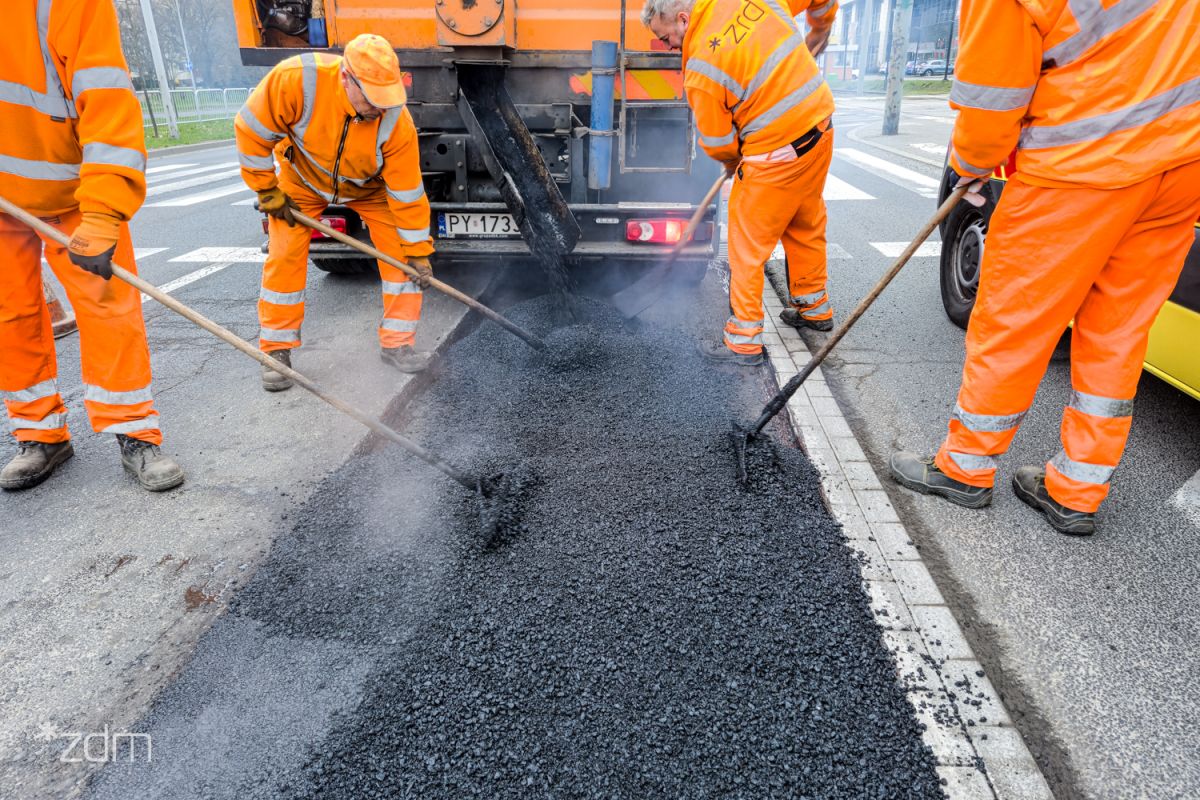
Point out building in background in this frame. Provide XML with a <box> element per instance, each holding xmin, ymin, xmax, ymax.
<box><xmin>819</xmin><ymin>0</ymin><xmax>959</xmax><ymax>83</ymax></box>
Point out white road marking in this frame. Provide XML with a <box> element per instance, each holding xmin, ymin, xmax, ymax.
<box><xmin>231</xmin><ymin>197</ymin><xmax>260</xmax><ymax>206</ymax></box>
<box><xmin>145</xmin><ymin>162</ymin><xmax>239</xmax><ymax>184</ymax></box>
<box><xmin>834</xmin><ymin>148</ymin><xmax>941</xmax><ymax>198</ymax></box>
<box><xmin>145</xmin><ymin>168</ymin><xmax>242</xmax><ymax>197</ymax></box>
<box><xmin>1173</xmin><ymin>469</ymin><xmax>1200</xmax><ymax>526</ymax></box>
<box><xmin>770</xmin><ymin>243</ymin><xmax>852</xmax><ymax>260</ymax></box>
<box><xmin>145</xmin><ymin>163</ymin><xmax>197</xmax><ymax>175</ymax></box>
<box><xmin>134</xmin><ymin>247</ymin><xmax>169</xmax><ymax>260</ymax></box>
<box><xmin>911</xmin><ymin>142</ymin><xmax>948</xmax><ymax>156</ymax></box>
<box><xmin>870</xmin><ymin>241</ymin><xmax>942</xmax><ymax>258</ymax></box>
<box><xmin>170</xmin><ymin>246</ymin><xmax>266</xmax><ymax>264</ymax></box>
<box><xmin>141</xmin><ymin>262</ymin><xmax>238</xmax><ymax>304</ymax></box>
<box><xmin>824</xmin><ymin>175</ymin><xmax>875</xmax><ymax>201</ymax></box>
<box><xmin>145</xmin><ymin>184</ymin><xmax>253</xmax><ymax>207</ymax></box>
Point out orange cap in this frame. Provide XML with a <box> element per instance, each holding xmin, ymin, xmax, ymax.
<box><xmin>343</xmin><ymin>34</ymin><xmax>406</xmax><ymax>109</ymax></box>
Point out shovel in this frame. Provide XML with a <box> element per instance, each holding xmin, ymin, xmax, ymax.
<box><xmin>611</xmin><ymin>166</ymin><xmax>732</xmax><ymax>319</ymax></box>
<box><xmin>0</xmin><ymin>194</ymin><xmax>521</xmax><ymax>541</ymax></box>
<box><xmin>733</xmin><ymin>185</ymin><xmax>969</xmax><ymax>482</ymax></box>
<box><xmin>289</xmin><ymin>209</ymin><xmax>546</xmax><ymax>352</ymax></box>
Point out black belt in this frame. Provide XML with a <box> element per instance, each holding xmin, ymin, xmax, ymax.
<box><xmin>791</xmin><ymin>122</ymin><xmax>830</xmax><ymax>158</ymax></box>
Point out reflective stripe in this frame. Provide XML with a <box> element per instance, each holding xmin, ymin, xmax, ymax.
<box><xmin>84</xmin><ymin>384</ymin><xmax>154</xmax><ymax>406</ymax></box>
<box><xmin>9</xmin><ymin>412</ymin><xmax>67</xmax><ymax>431</ymax></box>
<box><xmin>1070</xmin><ymin>390</ymin><xmax>1134</xmax><ymax>418</ymax></box>
<box><xmin>949</xmin><ymin>80</ymin><xmax>1036</xmax><ymax>112</ymax></box>
<box><xmin>260</xmin><ymin>287</ymin><xmax>306</xmax><ymax>305</ymax></box>
<box><xmin>260</xmin><ymin>327</ymin><xmax>301</xmax><ymax>343</ymax></box>
<box><xmin>685</xmin><ymin>59</ymin><xmax>746</xmax><ymax>98</ymax></box>
<box><xmin>380</xmin><ymin>318</ymin><xmax>418</xmax><ymax>332</ymax></box>
<box><xmin>381</xmin><ymin>280</ymin><xmax>421</xmax><ymax>295</ymax></box>
<box><xmin>375</xmin><ymin>107</ymin><xmax>403</xmax><ymax>175</ymax></box>
<box><xmin>99</xmin><ymin>417</ymin><xmax>160</xmax><ymax>436</ymax></box>
<box><xmin>5</xmin><ymin>378</ymin><xmax>60</xmax><ymax>404</ymax></box>
<box><xmin>291</xmin><ymin>53</ymin><xmax>319</xmax><ymax>145</ymax></box>
<box><xmin>739</xmin><ymin>32</ymin><xmax>807</xmax><ymax>108</ymax></box>
<box><xmin>1045</xmin><ymin>0</ymin><xmax>1158</xmax><ymax>68</ymax></box>
<box><xmin>237</xmin><ymin>107</ymin><xmax>285</xmax><ymax>142</ymax></box>
<box><xmin>952</xmin><ymin>405</ymin><xmax>1026</xmax><ymax>433</ymax></box>
<box><xmin>950</xmin><ymin>147</ymin><xmax>994</xmax><ymax>178</ymax></box>
<box><xmin>948</xmin><ymin>451</ymin><xmax>998</xmax><ymax>472</ymax></box>
<box><xmin>397</xmin><ymin>226</ymin><xmax>429</xmax><ymax>243</ymax></box>
<box><xmin>1020</xmin><ymin>74</ymin><xmax>1200</xmax><ymax>150</ymax></box>
<box><xmin>1050</xmin><ymin>451</ymin><xmax>1115</xmax><ymax>485</ymax></box>
<box><xmin>725</xmin><ymin>331</ymin><xmax>763</xmax><ymax>346</ymax></box>
<box><xmin>809</xmin><ymin>0</ymin><xmax>836</xmax><ymax>18</ymax></box>
<box><xmin>800</xmin><ymin>300</ymin><xmax>831</xmax><ymax>318</ymax></box>
<box><xmin>388</xmin><ymin>185</ymin><xmax>426</xmax><ymax>204</ymax></box>
<box><xmin>791</xmin><ymin>290</ymin><xmax>827</xmax><ymax>306</ymax></box>
<box><xmin>726</xmin><ymin>314</ymin><xmax>764</xmax><ymax>329</ymax></box>
<box><xmin>0</xmin><ymin>0</ymin><xmax>75</xmax><ymax>118</ymax></box>
<box><xmin>763</xmin><ymin>0</ymin><xmax>801</xmax><ymax>31</ymax></box>
<box><xmin>82</xmin><ymin>143</ymin><xmax>146</xmax><ymax>173</ymax></box>
<box><xmin>290</xmin><ymin>165</ymin><xmax>335</xmax><ymax>203</ymax></box>
<box><xmin>71</xmin><ymin>67</ymin><xmax>133</xmax><ymax>97</ymax></box>
<box><xmin>699</xmin><ymin>130</ymin><xmax>737</xmax><ymax>148</ymax></box>
<box><xmin>0</xmin><ymin>153</ymin><xmax>80</xmax><ymax>181</ymax></box>
<box><xmin>239</xmin><ymin>152</ymin><xmax>276</xmax><ymax>171</ymax></box>
<box><xmin>740</xmin><ymin>73</ymin><xmax>825</xmax><ymax>137</ymax></box>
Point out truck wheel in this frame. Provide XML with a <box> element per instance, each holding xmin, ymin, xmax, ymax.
<box><xmin>939</xmin><ymin>194</ymin><xmax>995</xmax><ymax>330</ymax></box>
<box><xmin>313</xmin><ymin>258</ymin><xmax>376</xmax><ymax>276</ymax></box>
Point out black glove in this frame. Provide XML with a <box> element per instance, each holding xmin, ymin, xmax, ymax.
<box><xmin>68</xmin><ymin>244</ymin><xmax>116</xmax><ymax>280</ymax></box>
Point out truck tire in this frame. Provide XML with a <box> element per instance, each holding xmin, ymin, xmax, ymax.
<box><xmin>939</xmin><ymin>188</ymin><xmax>996</xmax><ymax>330</ymax></box>
<box><xmin>313</xmin><ymin>258</ymin><xmax>376</xmax><ymax>276</ymax></box>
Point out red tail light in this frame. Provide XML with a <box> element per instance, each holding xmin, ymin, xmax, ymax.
<box><xmin>627</xmin><ymin>219</ymin><xmax>685</xmax><ymax>245</ymax></box>
<box><xmin>309</xmin><ymin>216</ymin><xmax>347</xmax><ymax>240</ymax></box>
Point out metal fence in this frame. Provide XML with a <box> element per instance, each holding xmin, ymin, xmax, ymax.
<box><xmin>139</xmin><ymin>88</ymin><xmax>251</xmax><ymax>129</ymax></box>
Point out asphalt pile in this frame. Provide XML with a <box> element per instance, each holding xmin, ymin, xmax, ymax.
<box><xmin>87</xmin><ymin>294</ymin><xmax>944</xmax><ymax>799</ymax></box>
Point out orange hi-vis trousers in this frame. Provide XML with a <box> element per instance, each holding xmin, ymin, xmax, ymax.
<box><xmin>0</xmin><ymin>210</ymin><xmax>161</xmax><ymax>446</ymax></box>
<box><xmin>259</xmin><ymin>175</ymin><xmax>424</xmax><ymax>353</ymax></box>
<box><xmin>724</xmin><ymin>123</ymin><xmax>833</xmax><ymax>355</ymax></box>
<box><xmin>936</xmin><ymin>160</ymin><xmax>1200</xmax><ymax>513</ymax></box>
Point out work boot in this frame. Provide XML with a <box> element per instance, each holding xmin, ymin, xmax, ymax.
<box><xmin>0</xmin><ymin>441</ymin><xmax>75</xmax><ymax>491</ymax></box>
<box><xmin>117</xmin><ymin>435</ymin><xmax>185</xmax><ymax>492</ymax></box>
<box><xmin>1012</xmin><ymin>466</ymin><xmax>1096</xmax><ymax>536</ymax></box>
<box><xmin>380</xmin><ymin>345</ymin><xmax>431</xmax><ymax>374</ymax></box>
<box><xmin>262</xmin><ymin>349</ymin><xmax>294</xmax><ymax>392</ymax></box>
<box><xmin>780</xmin><ymin>308</ymin><xmax>834</xmax><ymax>333</ymax></box>
<box><xmin>889</xmin><ymin>451</ymin><xmax>993</xmax><ymax>509</ymax></box>
<box><xmin>697</xmin><ymin>339</ymin><xmax>764</xmax><ymax>367</ymax></box>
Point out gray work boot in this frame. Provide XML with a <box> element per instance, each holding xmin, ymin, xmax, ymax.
<box><xmin>117</xmin><ymin>435</ymin><xmax>185</xmax><ymax>492</ymax></box>
<box><xmin>780</xmin><ymin>308</ymin><xmax>834</xmax><ymax>332</ymax></box>
<box><xmin>0</xmin><ymin>441</ymin><xmax>75</xmax><ymax>491</ymax></box>
<box><xmin>262</xmin><ymin>349</ymin><xmax>294</xmax><ymax>392</ymax></box>
<box><xmin>889</xmin><ymin>451</ymin><xmax>993</xmax><ymax>509</ymax></box>
<box><xmin>380</xmin><ymin>345</ymin><xmax>431</xmax><ymax>374</ymax></box>
<box><xmin>697</xmin><ymin>339</ymin><xmax>764</xmax><ymax>367</ymax></box>
<box><xmin>1012</xmin><ymin>466</ymin><xmax>1096</xmax><ymax>536</ymax></box>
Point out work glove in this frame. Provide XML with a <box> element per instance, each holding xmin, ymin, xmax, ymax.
<box><xmin>953</xmin><ymin>173</ymin><xmax>988</xmax><ymax>208</ymax></box>
<box><xmin>256</xmin><ymin>186</ymin><xmax>299</xmax><ymax>226</ymax></box>
<box><xmin>407</xmin><ymin>256</ymin><xmax>434</xmax><ymax>289</ymax></box>
<box><xmin>67</xmin><ymin>212</ymin><xmax>121</xmax><ymax>280</ymax></box>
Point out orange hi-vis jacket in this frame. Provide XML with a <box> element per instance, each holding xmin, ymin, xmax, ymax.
<box><xmin>949</xmin><ymin>0</ymin><xmax>1200</xmax><ymax>189</ymax></box>
<box><xmin>235</xmin><ymin>53</ymin><xmax>432</xmax><ymax>258</ymax></box>
<box><xmin>682</xmin><ymin>0</ymin><xmax>837</xmax><ymax>165</ymax></box>
<box><xmin>0</xmin><ymin>0</ymin><xmax>147</xmax><ymax>219</ymax></box>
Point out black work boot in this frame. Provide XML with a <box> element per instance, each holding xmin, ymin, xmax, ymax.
<box><xmin>381</xmin><ymin>345</ymin><xmax>431</xmax><ymax>374</ymax></box>
<box><xmin>780</xmin><ymin>308</ymin><xmax>834</xmax><ymax>333</ymax></box>
<box><xmin>889</xmin><ymin>451</ymin><xmax>993</xmax><ymax>509</ymax></box>
<box><xmin>0</xmin><ymin>441</ymin><xmax>75</xmax><ymax>491</ymax></box>
<box><xmin>697</xmin><ymin>340</ymin><xmax>764</xmax><ymax>367</ymax></box>
<box><xmin>117</xmin><ymin>435</ymin><xmax>185</xmax><ymax>492</ymax></box>
<box><xmin>1012</xmin><ymin>466</ymin><xmax>1096</xmax><ymax>536</ymax></box>
<box><xmin>262</xmin><ymin>349</ymin><xmax>294</xmax><ymax>392</ymax></box>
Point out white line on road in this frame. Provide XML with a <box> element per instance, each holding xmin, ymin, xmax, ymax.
<box><xmin>170</xmin><ymin>246</ymin><xmax>265</xmax><ymax>264</ymax></box>
<box><xmin>146</xmin><ymin>162</ymin><xmax>239</xmax><ymax>184</ymax></box>
<box><xmin>134</xmin><ymin>247</ymin><xmax>169</xmax><ymax>260</ymax></box>
<box><xmin>910</xmin><ymin>142</ymin><xmax>948</xmax><ymax>156</ymax></box>
<box><xmin>870</xmin><ymin>241</ymin><xmax>942</xmax><ymax>258</ymax></box>
<box><xmin>145</xmin><ymin>169</ymin><xmax>243</xmax><ymax>197</ymax></box>
<box><xmin>141</xmin><ymin>262</ymin><xmax>238</xmax><ymax>304</ymax></box>
<box><xmin>824</xmin><ymin>175</ymin><xmax>875</xmax><ymax>201</ymax></box>
<box><xmin>231</xmin><ymin>197</ymin><xmax>260</xmax><ymax>206</ymax></box>
<box><xmin>145</xmin><ymin>184</ymin><xmax>252</xmax><ymax>208</ymax></box>
<box><xmin>771</xmin><ymin>243</ymin><xmax>852</xmax><ymax>260</ymax></box>
<box><xmin>834</xmin><ymin>148</ymin><xmax>941</xmax><ymax>198</ymax></box>
<box><xmin>145</xmin><ymin>163</ymin><xmax>197</xmax><ymax>175</ymax></box>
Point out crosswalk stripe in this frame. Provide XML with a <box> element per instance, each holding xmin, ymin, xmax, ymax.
<box><xmin>145</xmin><ymin>163</ymin><xmax>197</xmax><ymax>175</ymax></box>
<box><xmin>145</xmin><ymin>169</ymin><xmax>243</xmax><ymax>197</ymax></box>
<box><xmin>146</xmin><ymin>162</ymin><xmax>238</xmax><ymax>184</ymax></box>
<box><xmin>134</xmin><ymin>247</ymin><xmax>169</xmax><ymax>260</ymax></box>
<box><xmin>170</xmin><ymin>246</ymin><xmax>265</xmax><ymax>264</ymax></box>
<box><xmin>142</xmin><ymin>262</ymin><xmax>238</xmax><ymax>305</ymax></box>
<box><xmin>824</xmin><ymin>174</ymin><xmax>874</xmax><ymax>201</ymax></box>
<box><xmin>145</xmin><ymin>184</ymin><xmax>253</xmax><ymax>208</ymax></box>
<box><xmin>870</xmin><ymin>241</ymin><xmax>941</xmax><ymax>258</ymax></box>
<box><xmin>231</xmin><ymin>197</ymin><xmax>259</xmax><ymax>206</ymax></box>
<box><xmin>834</xmin><ymin>148</ymin><xmax>940</xmax><ymax>198</ymax></box>
<box><xmin>770</xmin><ymin>243</ymin><xmax>852</xmax><ymax>260</ymax></box>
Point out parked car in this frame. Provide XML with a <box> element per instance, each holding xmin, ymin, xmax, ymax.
<box><xmin>905</xmin><ymin>60</ymin><xmax>920</xmax><ymax>75</ymax></box>
<box><xmin>937</xmin><ymin>152</ymin><xmax>1200</xmax><ymax>400</ymax></box>
<box><xmin>921</xmin><ymin>59</ymin><xmax>954</xmax><ymax>76</ymax></box>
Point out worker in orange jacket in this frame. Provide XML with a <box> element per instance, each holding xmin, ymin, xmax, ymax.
<box><xmin>642</xmin><ymin>0</ymin><xmax>839</xmax><ymax>366</ymax></box>
<box><xmin>236</xmin><ymin>34</ymin><xmax>435</xmax><ymax>390</ymax></box>
<box><xmin>0</xmin><ymin>0</ymin><xmax>184</xmax><ymax>492</ymax></box>
<box><xmin>891</xmin><ymin>0</ymin><xmax>1200</xmax><ymax>535</ymax></box>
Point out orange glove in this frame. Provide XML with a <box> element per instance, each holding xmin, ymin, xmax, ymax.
<box><xmin>67</xmin><ymin>212</ymin><xmax>122</xmax><ymax>280</ymax></box>
<box><xmin>407</xmin><ymin>255</ymin><xmax>433</xmax><ymax>289</ymax></box>
<box><xmin>256</xmin><ymin>186</ymin><xmax>298</xmax><ymax>226</ymax></box>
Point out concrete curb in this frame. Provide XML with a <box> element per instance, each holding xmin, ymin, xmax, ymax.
<box><xmin>147</xmin><ymin>139</ymin><xmax>236</xmax><ymax>158</ymax></box>
<box><xmin>760</xmin><ymin>291</ymin><xmax>1055</xmax><ymax>800</ymax></box>
<box><xmin>847</xmin><ymin>123</ymin><xmax>946</xmax><ymax>170</ymax></box>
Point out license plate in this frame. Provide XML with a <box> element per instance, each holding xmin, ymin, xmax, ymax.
<box><xmin>437</xmin><ymin>212</ymin><xmax>520</xmax><ymax>238</ymax></box>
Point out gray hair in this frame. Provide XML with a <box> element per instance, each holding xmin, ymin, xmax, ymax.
<box><xmin>640</xmin><ymin>0</ymin><xmax>692</xmax><ymax>26</ymax></box>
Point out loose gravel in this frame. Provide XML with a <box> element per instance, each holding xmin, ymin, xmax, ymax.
<box><xmin>87</xmin><ymin>294</ymin><xmax>944</xmax><ymax>800</ymax></box>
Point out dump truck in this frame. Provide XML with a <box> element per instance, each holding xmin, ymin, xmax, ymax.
<box><xmin>233</xmin><ymin>0</ymin><xmax>724</xmax><ymax>279</ymax></box>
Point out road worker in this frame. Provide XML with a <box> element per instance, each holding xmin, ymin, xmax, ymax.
<box><xmin>642</xmin><ymin>0</ymin><xmax>838</xmax><ymax>366</ymax></box>
<box><xmin>236</xmin><ymin>34</ymin><xmax>435</xmax><ymax>390</ymax></box>
<box><xmin>0</xmin><ymin>0</ymin><xmax>184</xmax><ymax>492</ymax></box>
<box><xmin>890</xmin><ymin>0</ymin><xmax>1200</xmax><ymax>535</ymax></box>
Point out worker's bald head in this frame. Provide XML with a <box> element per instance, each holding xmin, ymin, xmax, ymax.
<box><xmin>641</xmin><ymin>0</ymin><xmax>693</xmax><ymax>50</ymax></box>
